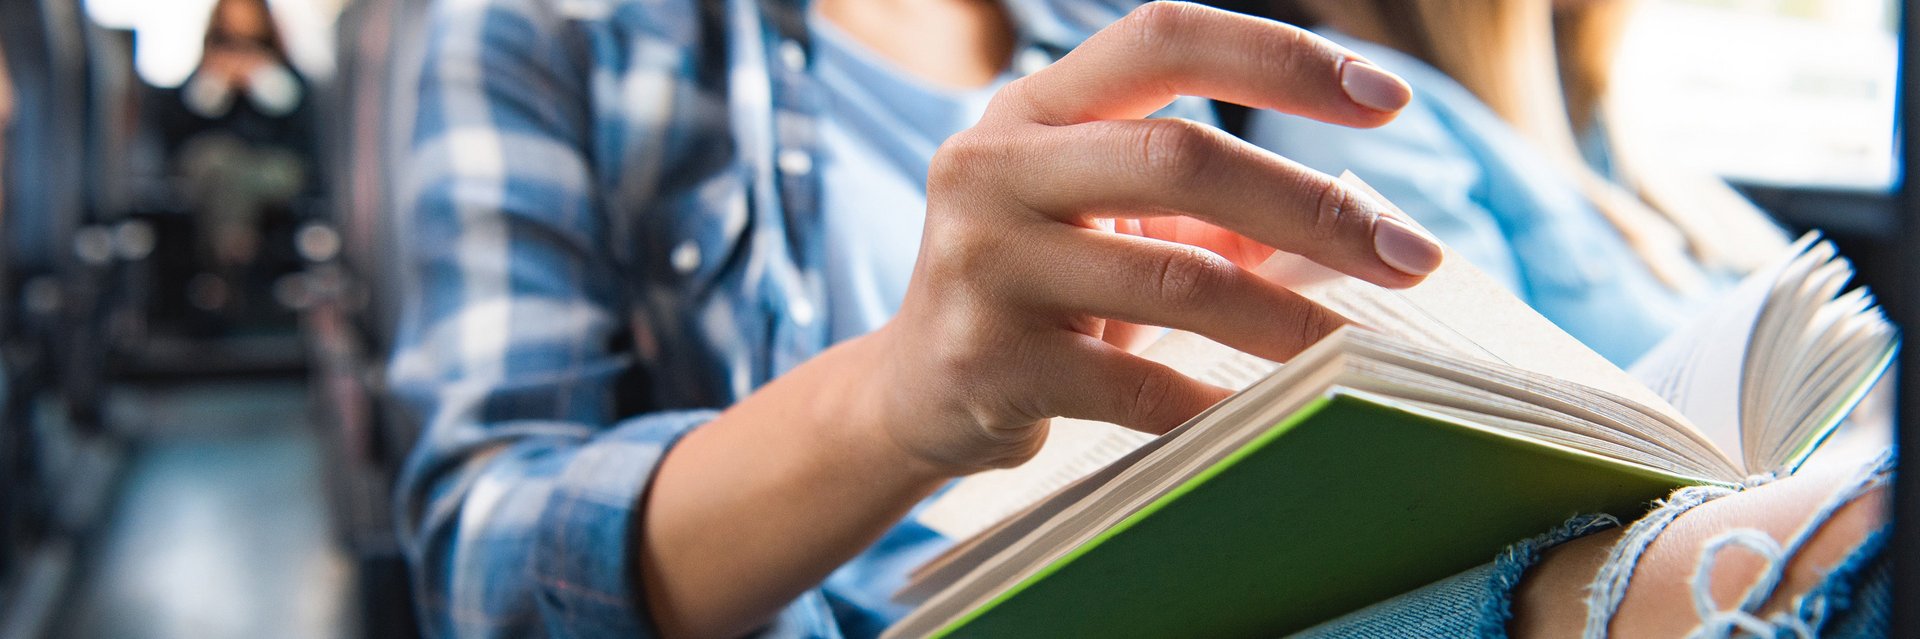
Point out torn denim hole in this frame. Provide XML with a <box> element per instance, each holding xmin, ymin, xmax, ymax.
<box><xmin>1578</xmin><ymin>451</ymin><xmax>1892</xmax><ymax>639</ymax></box>
<box><xmin>1683</xmin><ymin>452</ymin><xmax>1893</xmax><ymax>639</ymax></box>
<box><xmin>1473</xmin><ymin>513</ymin><xmax>1623</xmax><ymax>638</ymax></box>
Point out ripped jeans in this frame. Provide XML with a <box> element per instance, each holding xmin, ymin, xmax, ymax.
<box><xmin>1295</xmin><ymin>452</ymin><xmax>1895</xmax><ymax>638</ymax></box>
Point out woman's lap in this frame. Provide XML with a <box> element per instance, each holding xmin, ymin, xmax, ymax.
<box><xmin>1296</xmin><ymin>453</ymin><xmax>1894</xmax><ymax>638</ymax></box>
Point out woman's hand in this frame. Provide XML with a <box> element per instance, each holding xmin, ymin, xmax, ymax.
<box><xmin>641</xmin><ymin>6</ymin><xmax>1438</xmax><ymax>636</ymax></box>
<box><xmin>866</xmin><ymin>1</ymin><xmax>1438</xmax><ymax>474</ymax></box>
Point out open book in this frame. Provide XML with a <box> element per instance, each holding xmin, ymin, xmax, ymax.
<box><xmin>884</xmin><ymin>186</ymin><xmax>1895</xmax><ymax>637</ymax></box>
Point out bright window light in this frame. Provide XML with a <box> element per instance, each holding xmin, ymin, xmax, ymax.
<box><xmin>1611</xmin><ymin>0</ymin><xmax>1898</xmax><ymax>189</ymax></box>
<box><xmin>84</xmin><ymin>0</ymin><xmax>342</xmax><ymax>88</ymax></box>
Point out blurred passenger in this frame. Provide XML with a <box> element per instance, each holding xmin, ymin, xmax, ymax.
<box><xmin>1248</xmin><ymin>0</ymin><xmax>1790</xmax><ymax>365</ymax></box>
<box><xmin>0</xmin><ymin>38</ymin><xmax>10</xmax><ymax>396</ymax></box>
<box><xmin>0</xmin><ymin>35</ymin><xmax>11</xmax><ymax>228</ymax></box>
<box><xmin>388</xmin><ymin>1</ymin><xmax>1887</xmax><ymax>637</ymax></box>
<box><xmin>154</xmin><ymin>0</ymin><xmax>313</xmax><ymax>319</ymax></box>
<box><xmin>0</xmin><ymin>32</ymin><xmax>14</xmax><ymax>578</ymax></box>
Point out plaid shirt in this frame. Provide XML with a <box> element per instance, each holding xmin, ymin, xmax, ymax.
<box><xmin>388</xmin><ymin>0</ymin><xmax>1209</xmax><ymax>636</ymax></box>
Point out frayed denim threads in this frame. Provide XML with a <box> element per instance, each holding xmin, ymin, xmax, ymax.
<box><xmin>1681</xmin><ymin>452</ymin><xmax>1893</xmax><ymax>638</ymax></box>
<box><xmin>1295</xmin><ymin>453</ymin><xmax>1895</xmax><ymax>638</ymax></box>
<box><xmin>1479</xmin><ymin>514</ymin><xmax>1624</xmax><ymax>637</ymax></box>
<box><xmin>1580</xmin><ymin>478</ymin><xmax>1764</xmax><ymax>638</ymax></box>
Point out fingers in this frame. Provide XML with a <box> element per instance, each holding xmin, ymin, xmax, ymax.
<box><xmin>1035</xmin><ymin>335</ymin><xmax>1232</xmax><ymax>435</ymax></box>
<box><xmin>934</xmin><ymin>2</ymin><xmax>1438</xmax><ymax>287</ymax></box>
<box><xmin>1006</xmin><ymin>227</ymin><xmax>1350</xmax><ymax>362</ymax></box>
<box><xmin>986</xmin><ymin>118</ymin><xmax>1442</xmax><ymax>286</ymax></box>
<box><xmin>991</xmin><ymin>1</ymin><xmax>1409</xmax><ymax>127</ymax></box>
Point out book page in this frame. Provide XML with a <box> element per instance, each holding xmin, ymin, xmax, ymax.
<box><xmin>916</xmin><ymin>418</ymin><xmax>1153</xmax><ymax>539</ymax></box>
<box><xmin>917</xmin><ymin>173</ymin><xmax>1697</xmax><ymax>539</ymax></box>
<box><xmin>1272</xmin><ymin>174</ymin><xmax>1687</xmax><ymax>421</ymax></box>
<box><xmin>1623</xmin><ymin>252</ymin><xmax>1784</xmax><ymax>468</ymax></box>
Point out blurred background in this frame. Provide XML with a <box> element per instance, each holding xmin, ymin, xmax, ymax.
<box><xmin>0</xmin><ymin>0</ymin><xmax>1905</xmax><ymax>637</ymax></box>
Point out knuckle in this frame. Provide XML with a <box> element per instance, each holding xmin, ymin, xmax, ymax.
<box><xmin>975</xmin><ymin>421</ymin><xmax>1048</xmax><ymax>470</ymax></box>
<box><xmin>990</xmin><ymin>76</ymin><xmax>1067</xmax><ymax>124</ymax></box>
<box><xmin>1127</xmin><ymin>365</ymin><xmax>1180</xmax><ymax>429</ymax></box>
<box><xmin>957</xmin><ymin>223</ymin><xmax>1020</xmax><ymax>280</ymax></box>
<box><xmin>1150</xmin><ymin>245</ymin><xmax>1232</xmax><ymax>311</ymax></box>
<box><xmin>920</xmin><ymin>231</ymin><xmax>973</xmax><ymax>282</ymax></box>
<box><xmin>929</xmin><ymin>317</ymin><xmax>999</xmax><ymax>386</ymax></box>
<box><xmin>927</xmin><ymin>130</ymin><xmax>991</xmax><ymax>194</ymax></box>
<box><xmin>935</xmin><ymin>338</ymin><xmax>1051</xmax><ymax>469</ymax></box>
<box><xmin>987</xmin><ymin>76</ymin><xmax>1046</xmax><ymax>123</ymax></box>
<box><xmin>1266</xmin><ymin>23</ymin><xmax>1320</xmax><ymax>82</ymax></box>
<box><xmin>1134</xmin><ymin>118</ymin><xmax>1219</xmax><ymax>185</ymax></box>
<box><xmin>1122</xmin><ymin>1</ymin><xmax>1197</xmax><ymax>51</ymax></box>
<box><xmin>1309</xmin><ymin>178</ymin><xmax>1358</xmax><ymax>243</ymax></box>
<box><xmin>1283</xmin><ymin>301</ymin><xmax>1344</xmax><ymax>356</ymax></box>
<box><xmin>1303</xmin><ymin>308</ymin><xmax>1345</xmax><ymax>346</ymax></box>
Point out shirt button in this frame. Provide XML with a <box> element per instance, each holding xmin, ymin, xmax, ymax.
<box><xmin>671</xmin><ymin>240</ymin><xmax>701</xmax><ymax>274</ymax></box>
<box><xmin>777</xmin><ymin>149</ymin><xmax>813</xmax><ymax>176</ymax></box>
<box><xmin>778</xmin><ymin>39</ymin><xmax>807</xmax><ymax>73</ymax></box>
<box><xmin>789</xmin><ymin>295</ymin><xmax>816</xmax><ymax>327</ymax></box>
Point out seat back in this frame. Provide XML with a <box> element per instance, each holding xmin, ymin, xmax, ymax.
<box><xmin>334</xmin><ymin>0</ymin><xmax>432</xmax><ymax>358</ymax></box>
<box><xmin>311</xmin><ymin>4</ymin><xmax>433</xmax><ymax>635</ymax></box>
<box><xmin>0</xmin><ymin>0</ymin><xmax>89</xmax><ymax>279</ymax></box>
<box><xmin>83</xmin><ymin>26</ymin><xmax>138</xmax><ymax>226</ymax></box>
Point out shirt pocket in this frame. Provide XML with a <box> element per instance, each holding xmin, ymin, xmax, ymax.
<box><xmin>625</xmin><ymin>166</ymin><xmax>751</xmax><ymax>296</ymax></box>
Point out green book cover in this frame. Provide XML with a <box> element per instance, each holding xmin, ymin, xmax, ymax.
<box><xmin>929</xmin><ymin>391</ymin><xmax>1696</xmax><ymax>638</ymax></box>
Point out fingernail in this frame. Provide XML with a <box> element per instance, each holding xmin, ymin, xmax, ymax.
<box><xmin>1373</xmin><ymin>215</ymin><xmax>1443</xmax><ymax>276</ymax></box>
<box><xmin>1340</xmin><ymin>60</ymin><xmax>1412</xmax><ymax>112</ymax></box>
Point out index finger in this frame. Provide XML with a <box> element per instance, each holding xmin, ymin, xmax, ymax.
<box><xmin>992</xmin><ymin>1</ymin><xmax>1410</xmax><ymax>127</ymax></box>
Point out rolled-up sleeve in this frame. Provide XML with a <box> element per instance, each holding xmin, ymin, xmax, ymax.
<box><xmin>388</xmin><ymin>0</ymin><xmax>702</xmax><ymax>636</ymax></box>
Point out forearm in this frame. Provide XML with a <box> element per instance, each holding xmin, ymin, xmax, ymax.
<box><xmin>636</xmin><ymin>331</ymin><xmax>951</xmax><ymax>639</ymax></box>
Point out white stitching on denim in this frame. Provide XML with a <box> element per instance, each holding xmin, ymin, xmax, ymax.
<box><xmin>1683</xmin><ymin>452</ymin><xmax>1892</xmax><ymax>639</ymax></box>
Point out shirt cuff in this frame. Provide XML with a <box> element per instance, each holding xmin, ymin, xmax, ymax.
<box><xmin>530</xmin><ymin>408</ymin><xmax>717</xmax><ymax>639</ymax></box>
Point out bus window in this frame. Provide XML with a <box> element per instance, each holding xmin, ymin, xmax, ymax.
<box><xmin>1610</xmin><ymin>0</ymin><xmax>1899</xmax><ymax>190</ymax></box>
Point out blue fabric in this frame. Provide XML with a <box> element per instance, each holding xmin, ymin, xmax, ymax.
<box><xmin>1300</xmin><ymin>474</ymin><xmax>1894</xmax><ymax>638</ymax></box>
<box><xmin>1244</xmin><ymin>29</ymin><xmax>1719</xmax><ymax>367</ymax></box>
<box><xmin>1817</xmin><ymin>524</ymin><xmax>1893</xmax><ymax>638</ymax></box>
<box><xmin>1673</xmin><ymin>452</ymin><xmax>1895</xmax><ymax>638</ymax></box>
<box><xmin>388</xmin><ymin>0</ymin><xmax>1209</xmax><ymax>636</ymax></box>
<box><xmin>1295</xmin><ymin>514</ymin><xmax>1621</xmax><ymax>639</ymax></box>
<box><xmin>810</xmin><ymin>14</ymin><xmax>1006</xmax><ymax>342</ymax></box>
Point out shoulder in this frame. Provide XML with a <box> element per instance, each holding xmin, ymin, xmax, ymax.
<box><xmin>416</xmin><ymin>0</ymin><xmax>710</xmax><ymax>119</ymax></box>
<box><xmin>424</xmin><ymin>0</ymin><xmax>704</xmax><ymax>53</ymax></box>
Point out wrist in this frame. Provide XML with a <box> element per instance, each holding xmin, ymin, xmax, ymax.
<box><xmin>814</xmin><ymin>330</ymin><xmax>964</xmax><ymax>486</ymax></box>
